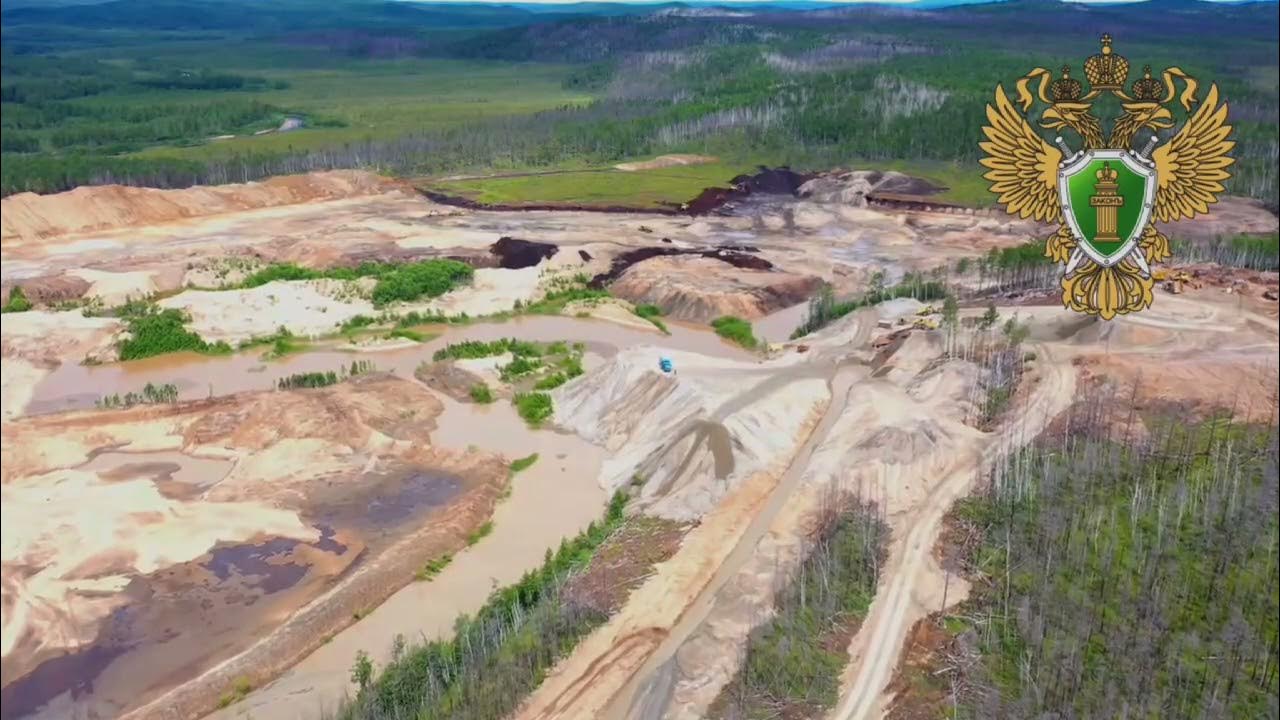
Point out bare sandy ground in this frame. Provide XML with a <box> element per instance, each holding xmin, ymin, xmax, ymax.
<box><xmin>614</xmin><ymin>155</ymin><xmax>717</xmax><ymax>171</ymax></box>
<box><xmin>1</xmin><ymin>375</ymin><xmax>509</xmax><ymax>720</ymax></box>
<box><xmin>1</xmin><ymin>170</ymin><xmax>1275</xmax><ymax>720</ymax></box>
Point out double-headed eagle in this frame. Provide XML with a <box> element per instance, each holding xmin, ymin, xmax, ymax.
<box><xmin>979</xmin><ymin>34</ymin><xmax>1235</xmax><ymax>319</ymax></box>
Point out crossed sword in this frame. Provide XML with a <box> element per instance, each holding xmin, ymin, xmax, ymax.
<box><xmin>1053</xmin><ymin>134</ymin><xmax>1160</xmax><ymax>279</ymax></box>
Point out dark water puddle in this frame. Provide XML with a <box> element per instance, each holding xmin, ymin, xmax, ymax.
<box><xmin>202</xmin><ymin>524</ymin><xmax>348</xmax><ymax>595</ymax></box>
<box><xmin>362</xmin><ymin>471</ymin><xmax>462</xmax><ymax>527</ymax></box>
<box><xmin>0</xmin><ymin>605</ymin><xmax>137</xmax><ymax>720</ymax></box>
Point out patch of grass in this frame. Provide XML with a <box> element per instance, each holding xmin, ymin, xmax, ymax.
<box><xmin>216</xmin><ymin>676</ymin><xmax>253</xmax><ymax>708</ymax></box>
<box><xmin>498</xmin><ymin>355</ymin><xmax>543</xmax><ymax>382</ymax></box>
<box><xmin>513</xmin><ymin>391</ymin><xmax>553</xmax><ymax>426</ymax></box>
<box><xmin>469</xmin><ymin>383</ymin><xmax>494</xmax><ymax>404</ymax></box>
<box><xmin>1</xmin><ymin>286</ymin><xmax>32</xmax><ymax>313</ymax></box>
<box><xmin>524</xmin><ymin>286</ymin><xmax>610</xmax><ymax>315</ymax></box>
<box><xmin>509</xmin><ymin>453</ymin><xmax>539</xmax><ymax>473</ymax></box>
<box><xmin>234</xmin><ymin>259</ymin><xmax>474</xmax><ymax>307</ymax></box>
<box><xmin>117</xmin><ymin>306</ymin><xmax>232</xmax><ymax>361</ymax></box>
<box><xmin>422</xmin><ymin>161</ymin><xmax>752</xmax><ymax>209</ymax></box>
<box><xmin>465</xmin><ymin>521</ymin><xmax>494</xmax><ymax>547</ymax></box>
<box><xmin>414</xmin><ymin>553</ymin><xmax>454</xmax><ymax>582</ymax></box>
<box><xmin>632</xmin><ymin>303</ymin><xmax>670</xmax><ymax>333</ymax></box>
<box><xmin>533</xmin><ymin>372</ymin><xmax>568</xmax><ymax>390</ymax></box>
<box><xmin>710</xmin><ymin>315</ymin><xmax>757</xmax><ymax>349</ymax></box>
<box><xmin>387</xmin><ymin>327</ymin><xmax>426</xmax><ymax>342</ymax></box>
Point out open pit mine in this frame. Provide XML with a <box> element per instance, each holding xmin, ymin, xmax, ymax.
<box><xmin>1</xmin><ymin>168</ymin><xmax>1276</xmax><ymax>720</ymax></box>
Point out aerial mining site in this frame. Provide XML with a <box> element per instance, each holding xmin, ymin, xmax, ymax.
<box><xmin>1</xmin><ymin>160</ymin><xmax>1276</xmax><ymax>720</ymax></box>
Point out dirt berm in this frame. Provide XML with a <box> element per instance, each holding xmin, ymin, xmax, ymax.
<box><xmin>0</xmin><ymin>170</ymin><xmax>407</xmax><ymax>246</ymax></box>
<box><xmin>609</xmin><ymin>255</ymin><xmax>823</xmax><ymax>323</ymax></box>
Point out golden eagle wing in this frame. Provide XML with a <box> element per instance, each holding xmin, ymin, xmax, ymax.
<box><xmin>979</xmin><ymin>84</ymin><xmax>1062</xmax><ymax>223</ymax></box>
<box><xmin>1152</xmin><ymin>84</ymin><xmax>1235</xmax><ymax>223</ymax></box>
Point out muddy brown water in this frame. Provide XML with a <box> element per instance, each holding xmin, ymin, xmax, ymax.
<box><xmin>27</xmin><ymin>315</ymin><xmax>751</xmax><ymax>415</ymax></box>
<box><xmin>7</xmin><ymin>315</ymin><xmax>748</xmax><ymax>720</ymax></box>
<box><xmin>3</xmin><ymin>450</ymin><xmax>468</xmax><ymax>720</ymax></box>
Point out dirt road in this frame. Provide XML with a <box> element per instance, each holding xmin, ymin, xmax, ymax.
<box><xmin>832</xmin><ymin>342</ymin><xmax>1077</xmax><ymax>720</ymax></box>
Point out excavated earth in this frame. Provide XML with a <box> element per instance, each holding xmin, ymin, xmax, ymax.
<box><xmin>1</xmin><ymin>168</ymin><xmax>1276</xmax><ymax>720</ymax></box>
<box><xmin>0</xmin><ymin>375</ymin><xmax>507</xmax><ymax>720</ymax></box>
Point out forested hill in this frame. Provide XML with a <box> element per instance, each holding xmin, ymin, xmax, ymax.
<box><xmin>2</xmin><ymin>0</ymin><xmax>1276</xmax><ymax>205</ymax></box>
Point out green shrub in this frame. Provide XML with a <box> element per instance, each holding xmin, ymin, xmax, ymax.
<box><xmin>388</xmin><ymin>328</ymin><xmax>424</xmax><ymax>342</ymax></box>
<box><xmin>415</xmin><ymin>553</ymin><xmax>454</xmax><ymax>582</ymax></box>
<box><xmin>469</xmin><ymin>383</ymin><xmax>494</xmax><ymax>404</ymax></box>
<box><xmin>534</xmin><ymin>372</ymin><xmax>568</xmax><ymax>390</ymax></box>
<box><xmin>711</xmin><ymin>315</ymin><xmax>758</xmax><ymax>349</ymax></box>
<box><xmin>118</xmin><ymin>307</ymin><xmax>231</xmax><ymax>360</ymax></box>
<box><xmin>466</xmin><ymin>521</ymin><xmax>494</xmax><ymax>546</ymax></box>
<box><xmin>499</xmin><ymin>356</ymin><xmax>542</xmax><ymax>382</ymax></box>
<box><xmin>1</xmin><ymin>286</ymin><xmax>32</xmax><ymax>313</ymax></box>
<box><xmin>370</xmin><ymin>259</ymin><xmax>473</xmax><ymax>307</ymax></box>
<box><xmin>633</xmin><ymin>303</ymin><xmax>663</xmax><ymax>318</ymax></box>
<box><xmin>510</xmin><ymin>453</ymin><xmax>539</xmax><ymax>473</ymax></box>
<box><xmin>513</xmin><ymin>392</ymin><xmax>553</xmax><ymax>426</ymax></box>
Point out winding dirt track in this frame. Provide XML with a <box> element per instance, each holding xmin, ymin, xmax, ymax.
<box><xmin>832</xmin><ymin>342</ymin><xmax>1076</xmax><ymax>720</ymax></box>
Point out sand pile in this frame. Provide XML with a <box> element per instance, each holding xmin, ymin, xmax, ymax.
<box><xmin>0</xmin><ymin>170</ymin><xmax>404</xmax><ymax>246</ymax></box>
<box><xmin>554</xmin><ymin>346</ymin><xmax>828</xmax><ymax>520</ymax></box>
<box><xmin>609</xmin><ymin>255</ymin><xmax>823</xmax><ymax>323</ymax></box>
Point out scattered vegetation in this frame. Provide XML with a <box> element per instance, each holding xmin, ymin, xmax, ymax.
<box><xmin>466</xmin><ymin>521</ymin><xmax>494</xmax><ymax>547</ymax></box>
<box><xmin>509</xmin><ymin>453</ymin><xmax>539</xmax><ymax>473</ymax></box>
<box><xmin>277</xmin><ymin>360</ymin><xmax>374</xmax><ymax>390</ymax></box>
<box><xmin>95</xmin><ymin>382</ymin><xmax>180</xmax><ymax>409</ymax></box>
<box><xmin>117</xmin><ymin>305</ymin><xmax>232</xmax><ymax>361</ymax></box>
<box><xmin>928</xmin><ymin>402</ymin><xmax>1280</xmax><ymax>719</ymax></box>
<box><xmin>714</xmin><ymin>497</ymin><xmax>889</xmax><ymax>718</ymax></box>
<box><xmin>469</xmin><ymin>383</ymin><xmax>495</xmax><ymax>404</ymax></box>
<box><xmin>216</xmin><ymin>677</ymin><xmax>253</xmax><ymax>709</ymax></box>
<box><xmin>791</xmin><ymin>275</ymin><xmax>947</xmax><ymax>339</ymax></box>
<box><xmin>1</xmin><ymin>286</ymin><xmax>32</xmax><ymax>313</ymax></box>
<box><xmin>632</xmin><ymin>303</ymin><xmax>669</xmax><ymax>333</ymax></box>
<box><xmin>710</xmin><ymin>315</ymin><xmax>758</xmax><ymax>349</ymax></box>
<box><xmin>231</xmin><ymin>259</ymin><xmax>474</xmax><ymax>307</ymax></box>
<box><xmin>433</xmin><ymin>338</ymin><xmax>542</xmax><ymax>362</ymax></box>
<box><xmin>337</xmin><ymin>491</ymin><xmax>630</xmax><ymax>720</ymax></box>
<box><xmin>513</xmin><ymin>391</ymin><xmax>553</xmax><ymax>426</ymax></box>
<box><xmin>415</xmin><ymin>554</ymin><xmax>454</xmax><ymax>582</ymax></box>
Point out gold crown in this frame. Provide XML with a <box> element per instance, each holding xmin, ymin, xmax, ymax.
<box><xmin>1084</xmin><ymin>34</ymin><xmax>1129</xmax><ymax>91</ymax></box>
<box><xmin>1131</xmin><ymin>65</ymin><xmax>1163</xmax><ymax>102</ymax></box>
<box><xmin>1095</xmin><ymin>162</ymin><xmax>1118</xmax><ymax>183</ymax></box>
<box><xmin>1050</xmin><ymin>65</ymin><xmax>1083</xmax><ymax>102</ymax></box>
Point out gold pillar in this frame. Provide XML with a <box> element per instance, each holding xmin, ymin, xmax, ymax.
<box><xmin>1089</xmin><ymin>162</ymin><xmax>1124</xmax><ymax>242</ymax></box>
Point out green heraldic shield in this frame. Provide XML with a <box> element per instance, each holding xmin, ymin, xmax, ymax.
<box><xmin>979</xmin><ymin>34</ymin><xmax>1235</xmax><ymax>320</ymax></box>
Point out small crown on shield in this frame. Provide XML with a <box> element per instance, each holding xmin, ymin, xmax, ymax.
<box><xmin>1084</xmin><ymin>34</ymin><xmax>1129</xmax><ymax>91</ymax></box>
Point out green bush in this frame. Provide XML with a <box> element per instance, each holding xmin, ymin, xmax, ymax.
<box><xmin>534</xmin><ymin>372</ymin><xmax>568</xmax><ymax>390</ymax></box>
<box><xmin>118</xmin><ymin>307</ymin><xmax>231</xmax><ymax>360</ymax></box>
<box><xmin>633</xmin><ymin>304</ymin><xmax>663</xmax><ymax>318</ymax></box>
<box><xmin>513</xmin><ymin>392</ymin><xmax>553</xmax><ymax>426</ymax></box>
<box><xmin>370</xmin><ymin>259</ymin><xmax>473</xmax><ymax>307</ymax></box>
<box><xmin>509</xmin><ymin>453</ymin><xmax>539</xmax><ymax>473</ymax></box>
<box><xmin>1</xmin><ymin>286</ymin><xmax>32</xmax><ymax>313</ymax></box>
<box><xmin>711</xmin><ymin>315</ymin><xmax>757</xmax><ymax>349</ymax></box>
<box><xmin>466</xmin><ymin>521</ymin><xmax>494</xmax><ymax>546</ymax></box>
<box><xmin>499</xmin><ymin>356</ymin><xmax>543</xmax><ymax>382</ymax></box>
<box><xmin>469</xmin><ymin>383</ymin><xmax>494</xmax><ymax>404</ymax></box>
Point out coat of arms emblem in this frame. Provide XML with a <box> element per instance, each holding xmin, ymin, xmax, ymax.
<box><xmin>980</xmin><ymin>35</ymin><xmax>1235</xmax><ymax>319</ymax></box>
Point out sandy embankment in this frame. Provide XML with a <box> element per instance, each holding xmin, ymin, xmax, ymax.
<box><xmin>614</xmin><ymin>154</ymin><xmax>717</xmax><ymax>172</ymax></box>
<box><xmin>0</xmin><ymin>171</ymin><xmax>407</xmax><ymax>247</ymax></box>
